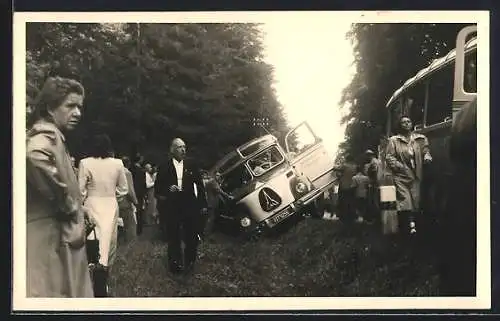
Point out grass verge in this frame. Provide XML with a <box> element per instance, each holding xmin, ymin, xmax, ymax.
<box><xmin>109</xmin><ymin>217</ymin><xmax>439</xmax><ymax>297</ymax></box>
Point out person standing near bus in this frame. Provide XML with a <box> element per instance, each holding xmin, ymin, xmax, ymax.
<box><xmin>351</xmin><ymin>166</ymin><xmax>370</xmax><ymax>223</ymax></box>
<box><xmin>336</xmin><ymin>155</ymin><xmax>358</xmax><ymax>223</ymax></box>
<box><xmin>364</xmin><ymin>149</ymin><xmax>383</xmax><ymax>224</ymax></box>
<box><xmin>204</xmin><ymin>171</ymin><xmax>234</xmax><ymax>235</ymax></box>
<box><xmin>385</xmin><ymin>116</ymin><xmax>432</xmax><ymax>236</ymax></box>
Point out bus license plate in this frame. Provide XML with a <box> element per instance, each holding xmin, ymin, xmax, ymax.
<box><xmin>270</xmin><ymin>208</ymin><xmax>293</xmax><ymax>226</ymax></box>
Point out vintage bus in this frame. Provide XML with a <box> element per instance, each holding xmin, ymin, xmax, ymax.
<box><xmin>209</xmin><ymin>121</ymin><xmax>338</xmax><ymax>238</ymax></box>
<box><xmin>380</xmin><ymin>25</ymin><xmax>477</xmax><ymax>221</ymax></box>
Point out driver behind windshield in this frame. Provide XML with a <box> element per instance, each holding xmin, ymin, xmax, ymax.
<box><xmin>251</xmin><ymin>151</ymin><xmax>275</xmax><ymax>175</ymax></box>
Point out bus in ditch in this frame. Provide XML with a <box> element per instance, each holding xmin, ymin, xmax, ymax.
<box><xmin>380</xmin><ymin>25</ymin><xmax>477</xmax><ymax>222</ymax></box>
<box><xmin>209</xmin><ymin>121</ymin><xmax>338</xmax><ymax>238</ymax></box>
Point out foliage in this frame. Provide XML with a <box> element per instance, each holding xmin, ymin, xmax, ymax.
<box><xmin>26</xmin><ymin>23</ymin><xmax>289</xmax><ymax>169</ymax></box>
<box><xmin>338</xmin><ymin>23</ymin><xmax>472</xmax><ymax>163</ymax></box>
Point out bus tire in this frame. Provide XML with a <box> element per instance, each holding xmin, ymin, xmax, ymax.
<box><xmin>308</xmin><ymin>200</ymin><xmax>322</xmax><ymax>219</ymax></box>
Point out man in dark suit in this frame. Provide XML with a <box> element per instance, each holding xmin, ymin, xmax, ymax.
<box><xmin>130</xmin><ymin>153</ymin><xmax>146</xmax><ymax>235</ymax></box>
<box><xmin>154</xmin><ymin>138</ymin><xmax>208</xmax><ymax>275</ymax></box>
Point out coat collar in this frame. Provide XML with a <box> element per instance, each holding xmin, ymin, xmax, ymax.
<box><xmin>28</xmin><ymin>118</ymin><xmax>67</xmax><ymax>143</ymax></box>
<box><xmin>394</xmin><ymin>132</ymin><xmax>424</xmax><ymax>143</ymax></box>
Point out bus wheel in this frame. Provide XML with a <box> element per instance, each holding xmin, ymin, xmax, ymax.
<box><xmin>249</xmin><ymin>232</ymin><xmax>261</xmax><ymax>242</ymax></box>
<box><xmin>307</xmin><ymin>201</ymin><xmax>322</xmax><ymax>219</ymax></box>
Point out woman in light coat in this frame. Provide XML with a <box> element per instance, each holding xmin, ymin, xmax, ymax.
<box><xmin>26</xmin><ymin>77</ymin><xmax>93</xmax><ymax>297</ymax></box>
<box><xmin>385</xmin><ymin>116</ymin><xmax>432</xmax><ymax>235</ymax></box>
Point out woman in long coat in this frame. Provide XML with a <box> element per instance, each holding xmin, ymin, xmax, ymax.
<box><xmin>26</xmin><ymin>77</ymin><xmax>93</xmax><ymax>297</ymax></box>
<box><xmin>385</xmin><ymin>116</ymin><xmax>432</xmax><ymax>235</ymax></box>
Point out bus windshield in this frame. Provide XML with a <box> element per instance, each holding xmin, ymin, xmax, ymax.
<box><xmin>247</xmin><ymin>145</ymin><xmax>285</xmax><ymax>176</ymax></box>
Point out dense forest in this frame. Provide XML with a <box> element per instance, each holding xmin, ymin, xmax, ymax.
<box><xmin>337</xmin><ymin>23</ymin><xmax>472</xmax><ymax>163</ymax></box>
<box><xmin>26</xmin><ymin>23</ymin><xmax>289</xmax><ymax>169</ymax></box>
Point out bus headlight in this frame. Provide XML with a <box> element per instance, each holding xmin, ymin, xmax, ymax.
<box><xmin>240</xmin><ymin>217</ymin><xmax>252</xmax><ymax>227</ymax></box>
<box><xmin>295</xmin><ymin>181</ymin><xmax>307</xmax><ymax>194</ymax></box>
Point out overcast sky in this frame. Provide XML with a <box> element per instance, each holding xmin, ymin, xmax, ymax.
<box><xmin>260</xmin><ymin>16</ymin><xmax>356</xmax><ymax>158</ymax></box>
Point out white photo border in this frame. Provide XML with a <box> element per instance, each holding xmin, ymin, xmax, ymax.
<box><xmin>12</xmin><ymin>10</ymin><xmax>491</xmax><ymax>311</ymax></box>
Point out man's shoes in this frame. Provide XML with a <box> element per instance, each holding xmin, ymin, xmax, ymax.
<box><xmin>184</xmin><ymin>262</ymin><xmax>195</xmax><ymax>275</ymax></box>
<box><xmin>168</xmin><ymin>263</ymin><xmax>183</xmax><ymax>275</ymax></box>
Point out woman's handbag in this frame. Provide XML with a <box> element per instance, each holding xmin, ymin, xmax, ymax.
<box><xmin>379</xmin><ymin>172</ymin><xmax>399</xmax><ymax>235</ymax></box>
<box><xmin>86</xmin><ymin>227</ymin><xmax>100</xmax><ymax>265</ymax></box>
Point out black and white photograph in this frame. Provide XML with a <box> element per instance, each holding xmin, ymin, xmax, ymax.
<box><xmin>12</xmin><ymin>11</ymin><xmax>490</xmax><ymax>311</ymax></box>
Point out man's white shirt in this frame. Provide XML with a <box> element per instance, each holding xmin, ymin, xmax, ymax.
<box><xmin>145</xmin><ymin>172</ymin><xmax>155</xmax><ymax>188</ymax></box>
<box><xmin>173</xmin><ymin>158</ymin><xmax>183</xmax><ymax>189</ymax></box>
<box><xmin>172</xmin><ymin>158</ymin><xmax>198</xmax><ymax>197</ymax></box>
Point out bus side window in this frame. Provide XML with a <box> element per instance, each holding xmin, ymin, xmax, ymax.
<box><xmin>425</xmin><ymin>63</ymin><xmax>454</xmax><ymax>126</ymax></box>
<box><xmin>405</xmin><ymin>83</ymin><xmax>427</xmax><ymax>130</ymax></box>
<box><xmin>464</xmin><ymin>51</ymin><xmax>477</xmax><ymax>93</ymax></box>
<box><xmin>389</xmin><ymin>99</ymin><xmax>403</xmax><ymax>135</ymax></box>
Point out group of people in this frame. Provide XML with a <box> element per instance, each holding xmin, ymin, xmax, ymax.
<box><xmin>25</xmin><ymin>77</ymin><xmax>209</xmax><ymax>298</ymax></box>
<box><xmin>121</xmin><ymin>154</ymin><xmax>159</xmax><ymax>239</ymax></box>
<box><xmin>333</xmin><ymin>150</ymin><xmax>381</xmax><ymax>225</ymax></box>
<box><xmin>333</xmin><ymin>116</ymin><xmax>432</xmax><ymax>238</ymax></box>
<box><xmin>24</xmin><ymin>75</ymin><xmax>478</xmax><ymax>299</ymax></box>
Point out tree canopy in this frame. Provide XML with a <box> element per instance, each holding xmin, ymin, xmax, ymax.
<box><xmin>337</xmin><ymin>23</ymin><xmax>472</xmax><ymax>164</ymax></box>
<box><xmin>26</xmin><ymin>23</ymin><xmax>290</xmax><ymax>169</ymax></box>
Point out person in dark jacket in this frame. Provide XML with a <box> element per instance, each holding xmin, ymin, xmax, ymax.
<box><xmin>154</xmin><ymin>138</ymin><xmax>208</xmax><ymax>275</ymax></box>
<box><xmin>336</xmin><ymin>155</ymin><xmax>358</xmax><ymax>223</ymax></box>
<box><xmin>440</xmin><ymin>97</ymin><xmax>477</xmax><ymax>296</ymax></box>
<box><xmin>130</xmin><ymin>153</ymin><xmax>146</xmax><ymax>235</ymax></box>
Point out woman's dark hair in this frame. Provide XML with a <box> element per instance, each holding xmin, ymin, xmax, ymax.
<box><xmin>398</xmin><ymin>116</ymin><xmax>412</xmax><ymax>133</ymax></box>
<box><xmin>344</xmin><ymin>154</ymin><xmax>354</xmax><ymax>162</ymax></box>
<box><xmin>28</xmin><ymin>77</ymin><xmax>85</xmax><ymax>127</ymax></box>
<box><xmin>122</xmin><ymin>156</ymin><xmax>131</xmax><ymax>169</ymax></box>
<box><xmin>133</xmin><ymin>153</ymin><xmax>144</xmax><ymax>164</ymax></box>
<box><xmin>87</xmin><ymin>134</ymin><xmax>113</xmax><ymax>158</ymax></box>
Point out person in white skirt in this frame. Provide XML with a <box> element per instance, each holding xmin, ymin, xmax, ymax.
<box><xmin>78</xmin><ymin>134</ymin><xmax>128</xmax><ymax>296</ymax></box>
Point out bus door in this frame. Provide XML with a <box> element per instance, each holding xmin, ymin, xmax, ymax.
<box><xmin>284</xmin><ymin>121</ymin><xmax>337</xmax><ymax>190</ymax></box>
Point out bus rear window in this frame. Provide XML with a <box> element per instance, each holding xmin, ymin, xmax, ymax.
<box><xmin>464</xmin><ymin>51</ymin><xmax>477</xmax><ymax>93</ymax></box>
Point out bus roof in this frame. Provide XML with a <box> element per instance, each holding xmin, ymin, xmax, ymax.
<box><xmin>209</xmin><ymin>134</ymin><xmax>278</xmax><ymax>174</ymax></box>
<box><xmin>385</xmin><ymin>36</ymin><xmax>477</xmax><ymax>108</ymax></box>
